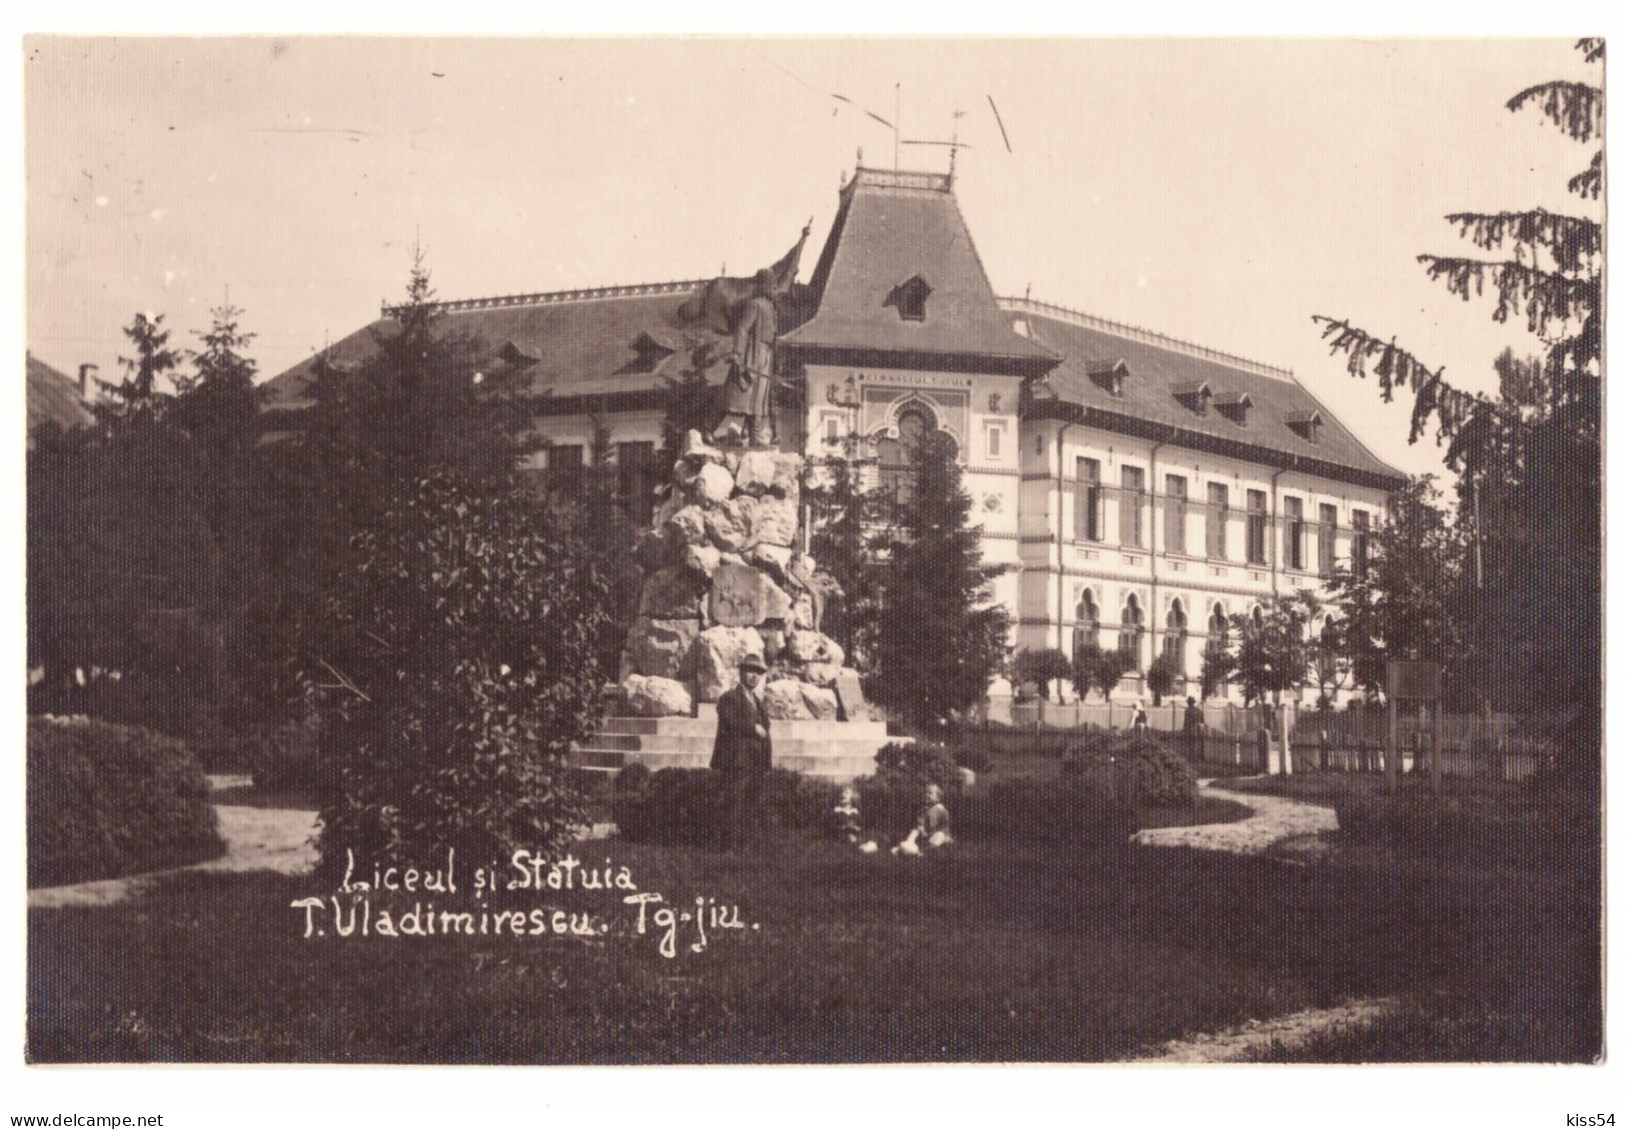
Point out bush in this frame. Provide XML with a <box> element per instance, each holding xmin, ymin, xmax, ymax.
<box><xmin>1061</xmin><ymin>730</ymin><xmax>1199</xmax><ymax>807</ymax></box>
<box><xmin>612</xmin><ymin>766</ymin><xmax>844</xmax><ymax>846</ymax></box>
<box><xmin>874</xmin><ymin>741</ymin><xmax>963</xmax><ymax>790</ymax></box>
<box><xmin>312</xmin><ymin>474</ymin><xmax>609</xmax><ymax>880</ymax></box>
<box><xmin>27</xmin><ymin>716</ymin><xmax>225</xmax><ymax>888</ymax></box>
<box><xmin>247</xmin><ymin>717</ymin><xmax>324</xmax><ymax>793</ymax></box>
<box><xmin>955</xmin><ymin>776</ymin><xmax>1132</xmax><ymax>846</ymax></box>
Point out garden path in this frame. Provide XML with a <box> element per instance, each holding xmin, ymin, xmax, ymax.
<box><xmin>1132</xmin><ymin>778</ymin><xmax>1339</xmax><ymax>860</ymax></box>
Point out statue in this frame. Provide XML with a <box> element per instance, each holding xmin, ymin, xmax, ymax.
<box><xmin>713</xmin><ymin>269</ymin><xmax>780</xmax><ymax>448</ymax></box>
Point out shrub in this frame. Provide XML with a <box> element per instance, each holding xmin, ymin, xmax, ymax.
<box><xmin>955</xmin><ymin>776</ymin><xmax>1132</xmax><ymax>846</ymax></box>
<box><xmin>312</xmin><ymin>474</ymin><xmax>609</xmax><ymax>881</ymax></box>
<box><xmin>952</xmin><ymin>744</ymin><xmax>994</xmax><ymax>778</ymax></box>
<box><xmin>247</xmin><ymin>717</ymin><xmax>324</xmax><ymax>793</ymax></box>
<box><xmin>874</xmin><ymin>741</ymin><xmax>962</xmax><ymax>790</ymax></box>
<box><xmin>1061</xmin><ymin>730</ymin><xmax>1199</xmax><ymax>807</ymax></box>
<box><xmin>1012</xmin><ymin>648</ymin><xmax>1072</xmax><ymax>700</ymax></box>
<box><xmin>611</xmin><ymin>765</ymin><xmax>843</xmax><ymax>846</ymax></box>
<box><xmin>27</xmin><ymin>716</ymin><xmax>225</xmax><ymax>888</ymax></box>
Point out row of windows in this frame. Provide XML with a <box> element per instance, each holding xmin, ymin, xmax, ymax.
<box><xmin>1073</xmin><ymin>458</ymin><xmax>1372</xmax><ymax>574</ymax></box>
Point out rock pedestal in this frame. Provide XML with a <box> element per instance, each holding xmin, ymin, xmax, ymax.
<box><xmin>576</xmin><ymin>429</ymin><xmax>894</xmax><ymax>782</ymax></box>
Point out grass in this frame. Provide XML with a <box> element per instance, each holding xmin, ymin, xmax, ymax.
<box><xmin>28</xmin><ymin>799</ymin><xmax>1599</xmax><ymax>1063</ymax></box>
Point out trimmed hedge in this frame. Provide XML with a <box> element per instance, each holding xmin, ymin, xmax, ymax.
<box><xmin>28</xmin><ymin>717</ymin><xmax>225</xmax><ymax>888</ymax></box>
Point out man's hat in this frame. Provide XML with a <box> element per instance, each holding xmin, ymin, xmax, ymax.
<box><xmin>739</xmin><ymin>653</ymin><xmax>767</xmax><ymax>672</ymax></box>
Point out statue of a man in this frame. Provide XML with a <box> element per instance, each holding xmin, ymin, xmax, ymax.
<box><xmin>714</xmin><ymin>269</ymin><xmax>779</xmax><ymax>448</ymax></box>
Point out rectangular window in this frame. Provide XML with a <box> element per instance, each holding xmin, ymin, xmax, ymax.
<box><xmin>986</xmin><ymin>423</ymin><xmax>1004</xmax><ymax>460</ymax></box>
<box><xmin>1076</xmin><ymin>457</ymin><xmax>1102</xmax><ymax>542</ymax></box>
<box><xmin>1165</xmin><ymin>474</ymin><xmax>1188</xmax><ymax>556</ymax></box>
<box><xmin>1352</xmin><ymin>509</ymin><xmax>1371</xmax><ymax>580</ymax></box>
<box><xmin>616</xmin><ymin>441</ymin><xmax>655</xmax><ymax>526</ymax></box>
<box><xmin>1207</xmin><ymin>482</ymin><xmax>1229</xmax><ymax>560</ymax></box>
<box><xmin>825</xmin><ymin>415</ymin><xmax>841</xmax><ymax>443</ymax></box>
<box><xmin>1284</xmin><ymin>496</ymin><xmax>1305</xmax><ymax>571</ymax></box>
<box><xmin>549</xmin><ymin>444</ymin><xmax>584</xmax><ymax>500</ymax></box>
<box><xmin>1319</xmin><ymin>503</ymin><xmax>1338</xmax><ymax>576</ymax></box>
<box><xmin>1120</xmin><ymin>466</ymin><xmax>1145</xmax><ymax>547</ymax></box>
<box><xmin>1246</xmin><ymin>489</ymin><xmax>1269</xmax><ymax>565</ymax></box>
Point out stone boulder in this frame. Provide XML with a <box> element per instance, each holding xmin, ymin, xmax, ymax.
<box><xmin>703</xmin><ymin>496</ymin><xmax>757</xmax><ymax>553</ymax></box>
<box><xmin>665</xmin><ymin>505</ymin><xmax>709</xmax><ymax>547</ymax></box>
<box><xmin>760</xmin><ymin>679</ymin><xmax>813</xmax><ymax>720</ymax></box>
<box><xmin>622</xmin><ymin>675</ymin><xmax>693</xmax><ymax>718</ymax></box>
<box><xmin>760</xmin><ymin>679</ymin><xmax>837</xmax><ymax>721</ymax></box>
<box><xmin>638</xmin><ymin>566</ymin><xmax>705</xmax><ymax>619</ymax></box>
<box><xmin>693</xmin><ymin>462</ymin><xmax>735</xmax><ymax>507</ymax></box>
<box><xmin>747</xmin><ymin>543</ymin><xmax>793</xmax><ymax>584</ymax></box>
<box><xmin>785</xmin><ymin>630</ymin><xmax>844</xmax><ymax>667</ymax></box>
<box><xmin>750</xmin><ymin>494</ymin><xmax>799</xmax><ymax>548</ymax></box>
<box><xmin>736</xmin><ymin>451</ymin><xmax>803</xmax><ymax>498</ymax></box>
<box><xmin>624</xmin><ymin>617</ymin><xmax>700</xmax><ymax>680</ymax></box>
<box><xmin>690</xmin><ymin>625</ymin><xmax>765</xmax><ymax>701</ymax></box>
<box><xmin>800</xmin><ymin>662</ymin><xmax>843</xmax><ymax>688</ymax></box>
<box><xmin>680</xmin><ymin>429</ymin><xmax>723</xmax><ymax>464</ymax></box>
<box><xmin>681</xmin><ymin>543</ymin><xmax>722</xmax><ymax>579</ymax></box>
<box><xmin>710</xmin><ymin>562</ymin><xmax>793</xmax><ymax>628</ymax></box>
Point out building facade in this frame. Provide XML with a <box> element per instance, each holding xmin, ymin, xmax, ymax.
<box><xmin>266</xmin><ymin>167</ymin><xmax>1404</xmax><ymax>703</ymax></box>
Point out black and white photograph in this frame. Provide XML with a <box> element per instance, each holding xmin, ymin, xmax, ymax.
<box><xmin>15</xmin><ymin>28</ymin><xmax>1610</xmax><ymax>1122</ymax></box>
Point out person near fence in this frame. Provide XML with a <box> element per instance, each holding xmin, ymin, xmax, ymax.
<box><xmin>711</xmin><ymin>652</ymin><xmax>773</xmax><ymax>850</ymax></box>
<box><xmin>1182</xmin><ymin>696</ymin><xmax>1202</xmax><ymax>738</ymax></box>
<box><xmin>1131</xmin><ymin>699</ymin><xmax>1149</xmax><ymax>732</ymax></box>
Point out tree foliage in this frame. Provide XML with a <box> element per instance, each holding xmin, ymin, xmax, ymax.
<box><xmin>312</xmin><ymin>472</ymin><xmax>609</xmax><ymax>877</ymax></box>
<box><xmin>1072</xmin><ymin>642</ymin><xmax>1133</xmax><ymax>704</ymax></box>
<box><xmin>806</xmin><ymin>434</ymin><xmax>880</xmax><ymax>673</ymax></box>
<box><xmin>1326</xmin><ymin>477</ymin><xmax>1468</xmax><ymax>702</ymax></box>
<box><xmin>1012</xmin><ymin>647</ymin><xmax>1072</xmax><ymax>701</ymax></box>
<box><xmin>869</xmin><ymin>430</ymin><xmax>1011</xmax><ymax>731</ymax></box>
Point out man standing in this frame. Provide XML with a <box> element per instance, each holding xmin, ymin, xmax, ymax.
<box><xmin>711</xmin><ymin>652</ymin><xmax>773</xmax><ymax>850</ymax></box>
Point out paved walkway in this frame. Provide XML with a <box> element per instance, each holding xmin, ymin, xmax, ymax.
<box><xmin>1132</xmin><ymin>778</ymin><xmax>1339</xmax><ymax>859</ymax></box>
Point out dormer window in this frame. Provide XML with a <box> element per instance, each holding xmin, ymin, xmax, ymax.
<box><xmin>1173</xmin><ymin>380</ymin><xmax>1212</xmax><ymax>415</ymax></box>
<box><xmin>499</xmin><ymin>340</ymin><xmax>542</xmax><ymax>369</ymax></box>
<box><xmin>1286</xmin><ymin>409</ymin><xmax>1323</xmax><ymax>444</ymax></box>
<box><xmin>624</xmin><ymin>330</ymin><xmax>680</xmax><ymax>374</ymax></box>
<box><xmin>1086</xmin><ymin>359</ymin><xmax>1131</xmax><ymax>398</ymax></box>
<box><xmin>1213</xmin><ymin>391</ymin><xmax>1253</xmax><ymax>426</ymax></box>
<box><xmin>885</xmin><ymin>275</ymin><xmax>933</xmax><ymax>321</ymax></box>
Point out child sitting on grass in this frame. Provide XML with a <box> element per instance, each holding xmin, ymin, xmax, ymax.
<box><xmin>892</xmin><ymin>782</ymin><xmax>953</xmax><ymax>855</ymax></box>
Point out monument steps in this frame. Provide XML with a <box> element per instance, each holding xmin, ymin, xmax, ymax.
<box><xmin>575</xmin><ymin>714</ymin><xmax>896</xmax><ymax>781</ymax></box>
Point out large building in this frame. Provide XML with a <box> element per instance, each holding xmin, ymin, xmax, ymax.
<box><xmin>266</xmin><ymin>167</ymin><xmax>1404</xmax><ymax>702</ymax></box>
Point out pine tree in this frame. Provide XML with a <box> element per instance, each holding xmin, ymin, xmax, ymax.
<box><xmin>1311</xmin><ymin>39</ymin><xmax>1601</xmax><ymax>774</ymax></box>
<box><xmin>870</xmin><ymin>430</ymin><xmax>1010</xmax><ymax>732</ymax></box>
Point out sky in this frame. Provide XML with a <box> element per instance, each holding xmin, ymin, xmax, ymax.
<box><xmin>23</xmin><ymin>37</ymin><xmax>1600</xmax><ymax>481</ymax></box>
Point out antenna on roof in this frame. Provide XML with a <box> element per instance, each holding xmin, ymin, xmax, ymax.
<box><xmin>900</xmin><ymin>108</ymin><xmax>974</xmax><ymax>183</ymax></box>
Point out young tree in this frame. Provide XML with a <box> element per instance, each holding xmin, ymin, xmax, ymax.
<box><xmin>806</xmin><ymin>435</ymin><xmax>879</xmax><ymax>672</ymax></box>
<box><xmin>1327</xmin><ymin>477</ymin><xmax>1468</xmax><ymax>702</ymax></box>
<box><xmin>1225</xmin><ymin>595</ymin><xmax>1319</xmax><ymax>709</ymax></box>
<box><xmin>1013</xmin><ymin>647</ymin><xmax>1073</xmax><ymax>701</ymax></box>
<box><xmin>870</xmin><ymin>430</ymin><xmax>1011</xmax><ymax>731</ymax></box>
<box><xmin>1072</xmin><ymin>642</ymin><xmax>1133</xmax><ymax>704</ymax></box>
<box><xmin>1312</xmin><ymin>39</ymin><xmax>1601</xmax><ymax>775</ymax></box>
<box><xmin>1198</xmin><ymin>635</ymin><xmax>1235</xmax><ymax>703</ymax></box>
<box><xmin>1145</xmin><ymin>654</ymin><xmax>1178</xmax><ymax>708</ymax></box>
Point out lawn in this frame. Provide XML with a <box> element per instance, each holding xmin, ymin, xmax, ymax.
<box><xmin>28</xmin><ymin>796</ymin><xmax>1599</xmax><ymax>1063</ymax></box>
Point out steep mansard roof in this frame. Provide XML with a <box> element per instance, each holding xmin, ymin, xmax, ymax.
<box><xmin>780</xmin><ymin>167</ymin><xmax>1055</xmax><ymax>371</ymax></box>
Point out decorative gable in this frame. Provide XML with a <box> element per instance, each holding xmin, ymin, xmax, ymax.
<box><xmin>884</xmin><ymin>274</ymin><xmax>933</xmax><ymax>321</ymax></box>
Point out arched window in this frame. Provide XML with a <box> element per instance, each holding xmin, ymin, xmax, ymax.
<box><xmin>1073</xmin><ymin>589</ymin><xmax>1100</xmax><ymax>661</ymax></box>
<box><xmin>876</xmin><ymin>402</ymin><xmax>948</xmax><ymax>503</ymax></box>
<box><xmin>1164</xmin><ymin>599</ymin><xmax>1188</xmax><ymax>675</ymax></box>
<box><xmin>1119</xmin><ymin>593</ymin><xmax>1145</xmax><ymax>670</ymax></box>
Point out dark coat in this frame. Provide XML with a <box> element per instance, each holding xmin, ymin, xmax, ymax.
<box><xmin>711</xmin><ymin>682</ymin><xmax>773</xmax><ymax>772</ymax></box>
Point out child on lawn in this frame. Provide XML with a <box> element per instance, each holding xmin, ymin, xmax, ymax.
<box><xmin>892</xmin><ymin>783</ymin><xmax>953</xmax><ymax>855</ymax></box>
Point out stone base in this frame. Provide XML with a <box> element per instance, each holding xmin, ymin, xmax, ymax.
<box><xmin>574</xmin><ymin>716</ymin><xmax>895</xmax><ymax>782</ymax></box>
